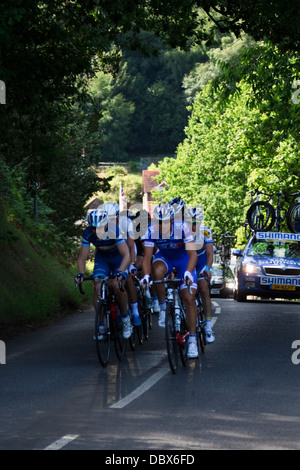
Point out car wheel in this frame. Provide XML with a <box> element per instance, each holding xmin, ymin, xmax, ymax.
<box><xmin>236</xmin><ymin>290</ymin><xmax>247</xmax><ymax>302</ymax></box>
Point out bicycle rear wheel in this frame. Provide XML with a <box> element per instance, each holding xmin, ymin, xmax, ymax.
<box><xmin>287</xmin><ymin>202</ymin><xmax>300</xmax><ymax>233</ymax></box>
<box><xmin>246</xmin><ymin>201</ymin><xmax>275</xmax><ymax>232</ymax></box>
<box><xmin>129</xmin><ymin>321</ymin><xmax>143</xmax><ymax>350</ymax></box>
<box><xmin>95</xmin><ymin>301</ymin><xmax>111</xmax><ymax>367</ymax></box>
<box><xmin>138</xmin><ymin>290</ymin><xmax>151</xmax><ymax>340</ymax></box>
<box><xmin>165</xmin><ymin>304</ymin><xmax>179</xmax><ymax>374</ymax></box>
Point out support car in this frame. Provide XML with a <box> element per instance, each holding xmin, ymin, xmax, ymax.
<box><xmin>233</xmin><ymin>231</ymin><xmax>300</xmax><ymax>302</ymax></box>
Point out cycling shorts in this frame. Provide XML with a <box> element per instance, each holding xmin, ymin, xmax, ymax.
<box><xmin>153</xmin><ymin>252</ymin><xmax>197</xmax><ymax>290</ymax></box>
<box><xmin>93</xmin><ymin>249</ymin><xmax>123</xmax><ymax>278</ymax></box>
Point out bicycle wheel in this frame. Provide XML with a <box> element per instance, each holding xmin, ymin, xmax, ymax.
<box><xmin>95</xmin><ymin>301</ymin><xmax>111</xmax><ymax>367</ymax></box>
<box><xmin>287</xmin><ymin>202</ymin><xmax>300</xmax><ymax>233</ymax></box>
<box><xmin>246</xmin><ymin>201</ymin><xmax>275</xmax><ymax>232</ymax></box>
<box><xmin>196</xmin><ymin>299</ymin><xmax>206</xmax><ymax>354</ymax></box>
<box><xmin>111</xmin><ymin>317</ymin><xmax>126</xmax><ymax>360</ymax></box>
<box><xmin>137</xmin><ymin>290</ymin><xmax>150</xmax><ymax>340</ymax></box>
<box><xmin>129</xmin><ymin>321</ymin><xmax>143</xmax><ymax>350</ymax></box>
<box><xmin>165</xmin><ymin>304</ymin><xmax>179</xmax><ymax>374</ymax></box>
<box><xmin>179</xmin><ymin>310</ymin><xmax>188</xmax><ymax>367</ymax></box>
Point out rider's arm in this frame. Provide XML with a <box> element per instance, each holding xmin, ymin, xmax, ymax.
<box><xmin>185</xmin><ymin>241</ymin><xmax>198</xmax><ymax>274</ymax></box>
<box><xmin>77</xmin><ymin>245</ymin><xmax>90</xmax><ymax>276</ymax></box>
<box><xmin>127</xmin><ymin>236</ymin><xmax>136</xmax><ymax>264</ymax></box>
<box><xmin>205</xmin><ymin>243</ymin><xmax>214</xmax><ymax>281</ymax></box>
<box><xmin>141</xmin><ymin>243</ymin><xmax>154</xmax><ymax>277</ymax></box>
<box><xmin>117</xmin><ymin>241</ymin><xmax>130</xmax><ymax>273</ymax></box>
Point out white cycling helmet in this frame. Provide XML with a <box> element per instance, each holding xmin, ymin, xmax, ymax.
<box><xmin>101</xmin><ymin>202</ymin><xmax>119</xmax><ymax>218</ymax></box>
<box><xmin>87</xmin><ymin>209</ymin><xmax>109</xmax><ymax>227</ymax></box>
<box><xmin>153</xmin><ymin>203</ymin><xmax>175</xmax><ymax>221</ymax></box>
<box><xmin>169</xmin><ymin>196</ymin><xmax>185</xmax><ymax>215</ymax></box>
<box><xmin>185</xmin><ymin>207</ymin><xmax>204</xmax><ymax>222</ymax></box>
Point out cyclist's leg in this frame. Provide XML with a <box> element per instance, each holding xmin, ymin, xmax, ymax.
<box><xmin>197</xmin><ymin>256</ymin><xmax>215</xmax><ymax>343</ymax></box>
<box><xmin>107</xmin><ymin>252</ymin><xmax>132</xmax><ymax>339</ymax></box>
<box><xmin>151</xmin><ymin>254</ymin><xmax>171</xmax><ymax>327</ymax></box>
<box><xmin>175</xmin><ymin>256</ymin><xmax>198</xmax><ymax>358</ymax></box>
<box><xmin>126</xmin><ymin>273</ymin><xmax>141</xmax><ymax>326</ymax></box>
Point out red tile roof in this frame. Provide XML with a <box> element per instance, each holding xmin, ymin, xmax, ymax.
<box><xmin>142</xmin><ymin>170</ymin><xmax>160</xmax><ymax>193</ymax></box>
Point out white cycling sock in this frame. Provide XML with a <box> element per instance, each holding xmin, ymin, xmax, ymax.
<box><xmin>188</xmin><ymin>334</ymin><xmax>196</xmax><ymax>344</ymax></box>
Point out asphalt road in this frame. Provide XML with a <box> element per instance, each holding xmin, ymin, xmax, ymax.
<box><xmin>1</xmin><ymin>297</ymin><xmax>300</xmax><ymax>451</ymax></box>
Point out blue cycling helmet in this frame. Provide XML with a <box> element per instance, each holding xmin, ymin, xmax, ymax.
<box><xmin>169</xmin><ymin>196</ymin><xmax>185</xmax><ymax>215</ymax></box>
<box><xmin>153</xmin><ymin>203</ymin><xmax>175</xmax><ymax>221</ymax></box>
<box><xmin>87</xmin><ymin>209</ymin><xmax>108</xmax><ymax>227</ymax></box>
<box><xmin>102</xmin><ymin>202</ymin><xmax>119</xmax><ymax>218</ymax></box>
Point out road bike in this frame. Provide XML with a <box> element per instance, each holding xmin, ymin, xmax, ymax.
<box><xmin>78</xmin><ymin>275</ymin><xmax>126</xmax><ymax>367</ymax></box>
<box><xmin>246</xmin><ymin>189</ymin><xmax>300</xmax><ymax>234</ymax></box>
<box><xmin>150</xmin><ymin>278</ymin><xmax>190</xmax><ymax>374</ymax></box>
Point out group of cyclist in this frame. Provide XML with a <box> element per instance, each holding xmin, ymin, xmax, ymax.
<box><xmin>75</xmin><ymin>197</ymin><xmax>215</xmax><ymax>359</ymax></box>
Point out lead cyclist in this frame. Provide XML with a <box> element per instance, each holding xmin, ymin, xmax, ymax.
<box><xmin>140</xmin><ymin>202</ymin><xmax>199</xmax><ymax>359</ymax></box>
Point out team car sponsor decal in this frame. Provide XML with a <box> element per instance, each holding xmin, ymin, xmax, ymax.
<box><xmin>260</xmin><ymin>276</ymin><xmax>300</xmax><ymax>286</ymax></box>
<box><xmin>256</xmin><ymin>232</ymin><xmax>300</xmax><ymax>242</ymax></box>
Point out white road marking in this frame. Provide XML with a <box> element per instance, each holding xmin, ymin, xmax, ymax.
<box><xmin>212</xmin><ymin>301</ymin><xmax>221</xmax><ymax>314</ymax></box>
<box><xmin>44</xmin><ymin>434</ymin><xmax>79</xmax><ymax>450</ymax></box>
<box><xmin>110</xmin><ymin>367</ymin><xmax>169</xmax><ymax>409</ymax></box>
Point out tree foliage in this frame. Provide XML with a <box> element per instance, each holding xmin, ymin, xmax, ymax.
<box><xmin>154</xmin><ymin>41</ymin><xmax>300</xmax><ymax>242</ymax></box>
<box><xmin>1</xmin><ymin>0</ymin><xmax>300</xmax><ymax>240</ymax></box>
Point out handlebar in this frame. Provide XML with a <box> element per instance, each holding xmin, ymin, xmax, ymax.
<box><xmin>76</xmin><ymin>275</ymin><xmax>124</xmax><ymax>295</ymax></box>
<box><xmin>149</xmin><ymin>277</ymin><xmax>194</xmax><ymax>295</ymax></box>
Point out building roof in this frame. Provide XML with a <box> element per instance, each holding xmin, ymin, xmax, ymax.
<box><xmin>84</xmin><ymin>197</ymin><xmax>103</xmax><ymax>210</ymax></box>
<box><xmin>142</xmin><ymin>170</ymin><xmax>160</xmax><ymax>193</ymax></box>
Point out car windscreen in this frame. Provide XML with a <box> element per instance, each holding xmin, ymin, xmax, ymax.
<box><xmin>247</xmin><ymin>240</ymin><xmax>300</xmax><ymax>259</ymax></box>
<box><xmin>212</xmin><ymin>266</ymin><xmax>223</xmax><ymax>276</ymax></box>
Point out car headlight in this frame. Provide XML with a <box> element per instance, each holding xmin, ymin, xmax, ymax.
<box><xmin>226</xmin><ymin>282</ymin><xmax>235</xmax><ymax>289</ymax></box>
<box><xmin>243</xmin><ymin>263</ymin><xmax>262</xmax><ymax>274</ymax></box>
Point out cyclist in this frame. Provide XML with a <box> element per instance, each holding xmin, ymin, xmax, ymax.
<box><xmin>140</xmin><ymin>202</ymin><xmax>199</xmax><ymax>358</ymax></box>
<box><xmin>74</xmin><ymin>205</ymin><xmax>132</xmax><ymax>339</ymax></box>
<box><xmin>185</xmin><ymin>207</ymin><xmax>215</xmax><ymax>343</ymax></box>
<box><xmin>118</xmin><ymin>209</ymin><xmax>141</xmax><ymax>326</ymax></box>
<box><xmin>133</xmin><ymin>209</ymin><xmax>160</xmax><ymax>314</ymax></box>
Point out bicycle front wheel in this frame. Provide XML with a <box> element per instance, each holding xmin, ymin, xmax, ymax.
<box><xmin>246</xmin><ymin>201</ymin><xmax>275</xmax><ymax>232</ymax></box>
<box><xmin>112</xmin><ymin>318</ymin><xmax>126</xmax><ymax>361</ymax></box>
<box><xmin>179</xmin><ymin>311</ymin><xmax>188</xmax><ymax>367</ymax></box>
<box><xmin>165</xmin><ymin>304</ymin><xmax>179</xmax><ymax>374</ymax></box>
<box><xmin>197</xmin><ymin>301</ymin><xmax>206</xmax><ymax>354</ymax></box>
<box><xmin>95</xmin><ymin>301</ymin><xmax>111</xmax><ymax>367</ymax></box>
<box><xmin>287</xmin><ymin>202</ymin><xmax>300</xmax><ymax>233</ymax></box>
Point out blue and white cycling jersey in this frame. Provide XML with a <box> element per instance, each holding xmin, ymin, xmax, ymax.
<box><xmin>193</xmin><ymin>225</ymin><xmax>213</xmax><ymax>256</ymax></box>
<box><xmin>81</xmin><ymin>223</ymin><xmax>127</xmax><ymax>278</ymax></box>
<box><xmin>190</xmin><ymin>225</ymin><xmax>213</xmax><ymax>275</ymax></box>
<box><xmin>81</xmin><ymin>223</ymin><xmax>126</xmax><ymax>254</ymax></box>
<box><xmin>142</xmin><ymin>220</ymin><xmax>194</xmax><ymax>259</ymax></box>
